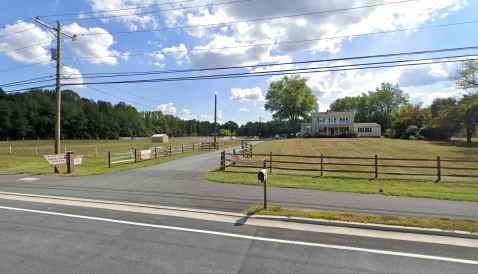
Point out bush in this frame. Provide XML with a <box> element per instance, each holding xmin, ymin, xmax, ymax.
<box><xmin>344</xmin><ymin>128</ymin><xmax>358</xmax><ymax>138</ymax></box>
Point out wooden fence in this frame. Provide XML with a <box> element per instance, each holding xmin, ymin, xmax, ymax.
<box><xmin>109</xmin><ymin>143</ymin><xmax>201</xmax><ymax>167</ymax></box>
<box><xmin>221</xmin><ymin>152</ymin><xmax>478</xmax><ymax>181</ymax></box>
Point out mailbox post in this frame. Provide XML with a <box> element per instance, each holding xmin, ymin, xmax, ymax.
<box><xmin>258</xmin><ymin>160</ymin><xmax>267</xmax><ymax>209</ymax></box>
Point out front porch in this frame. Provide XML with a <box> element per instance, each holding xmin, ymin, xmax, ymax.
<box><xmin>317</xmin><ymin>126</ymin><xmax>350</xmax><ymax>136</ymax></box>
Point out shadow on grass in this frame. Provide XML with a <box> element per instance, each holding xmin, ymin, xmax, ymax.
<box><xmin>431</xmin><ymin>140</ymin><xmax>477</xmax><ymax>148</ymax></box>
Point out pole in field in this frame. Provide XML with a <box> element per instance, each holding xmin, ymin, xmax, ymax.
<box><xmin>214</xmin><ymin>93</ymin><xmax>217</xmax><ymax>147</ymax></box>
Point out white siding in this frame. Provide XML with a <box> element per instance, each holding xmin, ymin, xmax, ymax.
<box><xmin>356</xmin><ymin>126</ymin><xmax>381</xmax><ymax>137</ymax></box>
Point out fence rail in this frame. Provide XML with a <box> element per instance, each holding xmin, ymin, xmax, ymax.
<box><xmin>109</xmin><ymin>143</ymin><xmax>202</xmax><ymax>168</ymax></box>
<box><xmin>221</xmin><ymin>151</ymin><xmax>478</xmax><ymax>181</ymax></box>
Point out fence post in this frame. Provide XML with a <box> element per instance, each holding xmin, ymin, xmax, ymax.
<box><xmin>35</xmin><ymin>147</ymin><xmax>37</xmax><ymax>156</ymax></box>
<box><xmin>270</xmin><ymin>152</ymin><xmax>272</xmax><ymax>173</ymax></box>
<box><xmin>437</xmin><ymin>156</ymin><xmax>441</xmax><ymax>181</ymax></box>
<box><xmin>64</xmin><ymin>147</ymin><xmax>66</xmax><ymax>154</ymax></box>
<box><xmin>169</xmin><ymin>145</ymin><xmax>172</xmax><ymax>156</ymax></box>
<box><xmin>108</xmin><ymin>151</ymin><xmax>111</xmax><ymax>168</ymax></box>
<box><xmin>155</xmin><ymin>147</ymin><xmax>157</xmax><ymax>159</ymax></box>
<box><xmin>182</xmin><ymin>144</ymin><xmax>184</xmax><ymax>154</ymax></box>
<box><xmin>250</xmin><ymin>144</ymin><xmax>253</xmax><ymax>158</ymax></box>
<box><xmin>233</xmin><ymin>149</ymin><xmax>235</xmax><ymax>155</ymax></box>
<box><xmin>9</xmin><ymin>146</ymin><xmax>11</xmax><ymax>155</ymax></box>
<box><xmin>135</xmin><ymin>149</ymin><xmax>137</xmax><ymax>163</ymax></box>
<box><xmin>193</xmin><ymin>143</ymin><xmax>195</xmax><ymax>151</ymax></box>
<box><xmin>320</xmin><ymin>154</ymin><xmax>323</xmax><ymax>176</ymax></box>
<box><xmin>95</xmin><ymin>147</ymin><xmax>97</xmax><ymax>157</ymax></box>
<box><xmin>375</xmin><ymin>155</ymin><xmax>378</xmax><ymax>179</ymax></box>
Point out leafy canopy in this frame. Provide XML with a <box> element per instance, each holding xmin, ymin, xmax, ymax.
<box><xmin>264</xmin><ymin>75</ymin><xmax>319</xmax><ymax>134</ymax></box>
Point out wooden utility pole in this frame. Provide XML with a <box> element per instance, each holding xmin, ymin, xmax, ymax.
<box><xmin>214</xmin><ymin>93</ymin><xmax>217</xmax><ymax>146</ymax></box>
<box><xmin>35</xmin><ymin>18</ymin><xmax>76</xmax><ymax>173</ymax></box>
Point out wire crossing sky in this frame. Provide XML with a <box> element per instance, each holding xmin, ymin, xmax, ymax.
<box><xmin>1</xmin><ymin>0</ymin><xmax>477</xmax><ymax>124</ymax></box>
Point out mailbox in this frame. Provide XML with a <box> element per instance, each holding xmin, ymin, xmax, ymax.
<box><xmin>258</xmin><ymin>169</ymin><xmax>267</xmax><ymax>182</ymax></box>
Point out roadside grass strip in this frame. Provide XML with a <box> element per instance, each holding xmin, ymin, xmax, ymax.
<box><xmin>206</xmin><ymin>168</ymin><xmax>478</xmax><ymax>202</ymax></box>
<box><xmin>245</xmin><ymin>205</ymin><xmax>478</xmax><ymax>234</ymax></box>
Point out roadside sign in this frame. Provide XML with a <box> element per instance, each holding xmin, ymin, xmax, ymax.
<box><xmin>74</xmin><ymin>158</ymin><xmax>82</xmax><ymax>165</ymax></box>
<box><xmin>231</xmin><ymin>155</ymin><xmax>265</xmax><ymax>165</ymax></box>
<box><xmin>44</xmin><ymin>154</ymin><xmax>68</xmax><ymax>166</ymax></box>
<box><xmin>141</xmin><ymin>150</ymin><xmax>151</xmax><ymax>160</ymax></box>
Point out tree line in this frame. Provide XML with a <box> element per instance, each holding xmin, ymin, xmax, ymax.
<box><xmin>0</xmin><ymin>88</ymin><xmax>301</xmax><ymax>139</ymax></box>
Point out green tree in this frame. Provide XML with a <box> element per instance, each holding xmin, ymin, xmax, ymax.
<box><xmin>450</xmin><ymin>59</ymin><xmax>478</xmax><ymax>92</ymax></box>
<box><xmin>264</xmin><ymin>75</ymin><xmax>319</xmax><ymax>136</ymax></box>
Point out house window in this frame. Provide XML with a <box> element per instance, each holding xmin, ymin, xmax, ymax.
<box><xmin>340</xmin><ymin>118</ymin><xmax>349</xmax><ymax>123</ymax></box>
<box><xmin>365</xmin><ymin>127</ymin><xmax>372</xmax><ymax>133</ymax></box>
<box><xmin>340</xmin><ymin>127</ymin><xmax>349</xmax><ymax>133</ymax></box>
<box><xmin>319</xmin><ymin>118</ymin><xmax>324</xmax><ymax>123</ymax></box>
<box><xmin>358</xmin><ymin>128</ymin><xmax>364</xmax><ymax>133</ymax></box>
<box><xmin>329</xmin><ymin>118</ymin><xmax>336</xmax><ymax>123</ymax></box>
<box><xmin>318</xmin><ymin>128</ymin><xmax>325</xmax><ymax>133</ymax></box>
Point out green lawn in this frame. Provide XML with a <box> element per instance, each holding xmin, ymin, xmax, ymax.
<box><xmin>0</xmin><ymin>139</ymin><xmax>241</xmax><ymax>176</ymax></box>
<box><xmin>245</xmin><ymin>206</ymin><xmax>478</xmax><ymax>233</ymax></box>
<box><xmin>206</xmin><ymin>138</ymin><xmax>478</xmax><ymax>202</ymax></box>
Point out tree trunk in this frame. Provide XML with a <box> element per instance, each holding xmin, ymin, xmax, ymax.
<box><xmin>467</xmin><ymin>130</ymin><xmax>472</xmax><ymax>143</ymax></box>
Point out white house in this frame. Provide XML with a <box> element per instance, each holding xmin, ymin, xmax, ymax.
<box><xmin>309</xmin><ymin>111</ymin><xmax>381</xmax><ymax>137</ymax></box>
<box><xmin>354</xmin><ymin>123</ymin><xmax>382</xmax><ymax>138</ymax></box>
<box><xmin>300</xmin><ymin>123</ymin><xmax>311</xmax><ymax>136</ymax></box>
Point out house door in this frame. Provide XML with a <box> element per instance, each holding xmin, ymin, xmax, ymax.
<box><xmin>331</xmin><ymin>128</ymin><xmax>335</xmax><ymax>136</ymax></box>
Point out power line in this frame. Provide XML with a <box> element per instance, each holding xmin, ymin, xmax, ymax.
<box><xmin>0</xmin><ymin>40</ymin><xmax>54</xmax><ymax>55</ymax></box>
<box><xmin>56</xmin><ymin>0</ymin><xmax>252</xmax><ymax>22</ymax></box>
<box><xmin>75</xmin><ymin>0</ymin><xmax>417</xmax><ymax>36</ymax></box>
<box><xmin>61</xmin><ymin>45</ymin><xmax>478</xmax><ymax>79</ymax></box>
<box><xmin>217</xmin><ymin>101</ymin><xmax>247</xmax><ymax>122</ymax></box>
<box><xmin>0</xmin><ymin>17</ymin><xmax>36</xmax><ymax>29</ymax></box>
<box><xmin>38</xmin><ymin>0</ymin><xmax>197</xmax><ymax>18</ymax></box>
<box><xmin>6</xmin><ymin>54</ymin><xmax>477</xmax><ymax>93</ymax></box>
<box><xmin>0</xmin><ymin>60</ymin><xmax>51</xmax><ymax>73</ymax></box>
<box><xmin>57</xmin><ymin>19</ymin><xmax>478</xmax><ymax>61</ymax></box>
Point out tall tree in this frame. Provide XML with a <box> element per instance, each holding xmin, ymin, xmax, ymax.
<box><xmin>450</xmin><ymin>59</ymin><xmax>478</xmax><ymax>92</ymax></box>
<box><xmin>265</xmin><ymin>75</ymin><xmax>319</xmax><ymax>135</ymax></box>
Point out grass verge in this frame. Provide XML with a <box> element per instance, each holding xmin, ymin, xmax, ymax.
<box><xmin>245</xmin><ymin>205</ymin><xmax>478</xmax><ymax>233</ymax></box>
<box><xmin>205</xmin><ymin>167</ymin><xmax>478</xmax><ymax>202</ymax></box>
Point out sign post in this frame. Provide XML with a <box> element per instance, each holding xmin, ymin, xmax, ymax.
<box><xmin>44</xmin><ymin>151</ymin><xmax>80</xmax><ymax>174</ymax></box>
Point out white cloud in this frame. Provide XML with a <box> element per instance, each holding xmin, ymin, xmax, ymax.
<box><xmin>0</xmin><ymin>21</ymin><xmax>52</xmax><ymax>64</ymax></box>
<box><xmin>200</xmin><ymin>114</ymin><xmax>214</xmax><ymax>119</ymax></box>
<box><xmin>157</xmin><ymin>103</ymin><xmax>176</xmax><ymax>114</ymax></box>
<box><xmin>61</xmin><ymin>66</ymin><xmax>86</xmax><ymax>89</ymax></box>
<box><xmin>260</xmin><ymin>106</ymin><xmax>265</xmax><ymax>110</ymax></box>
<box><xmin>218</xmin><ymin>110</ymin><xmax>223</xmax><ymax>119</ymax></box>
<box><xmin>230</xmin><ymin>87</ymin><xmax>265</xmax><ymax>103</ymax></box>
<box><xmin>187</xmin><ymin>35</ymin><xmax>290</xmax><ymax>68</ymax></box>
<box><xmin>162</xmin><ymin>43</ymin><xmax>188</xmax><ymax>59</ymax></box>
<box><xmin>86</xmin><ymin>0</ymin><xmax>160</xmax><ymax>31</ymax></box>
<box><xmin>175</xmin><ymin>0</ymin><xmax>463</xmax><ymax>56</ymax></box>
<box><xmin>62</xmin><ymin>23</ymin><xmax>125</xmax><ymax>65</ymax></box>
<box><xmin>179</xmin><ymin>109</ymin><xmax>190</xmax><ymax>115</ymax></box>
<box><xmin>239</xmin><ymin>108</ymin><xmax>250</xmax><ymax>112</ymax></box>
<box><xmin>179</xmin><ymin>108</ymin><xmax>197</xmax><ymax>120</ymax></box>
<box><xmin>317</xmin><ymin>100</ymin><xmax>329</xmax><ymax>112</ymax></box>
<box><xmin>147</xmin><ymin>51</ymin><xmax>166</xmax><ymax>67</ymax></box>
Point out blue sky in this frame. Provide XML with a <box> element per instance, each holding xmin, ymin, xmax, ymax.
<box><xmin>1</xmin><ymin>0</ymin><xmax>477</xmax><ymax>125</ymax></box>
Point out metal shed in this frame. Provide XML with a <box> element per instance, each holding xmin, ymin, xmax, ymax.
<box><xmin>152</xmin><ymin>134</ymin><xmax>169</xmax><ymax>143</ymax></box>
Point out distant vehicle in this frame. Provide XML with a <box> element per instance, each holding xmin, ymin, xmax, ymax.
<box><xmin>274</xmin><ymin>134</ymin><xmax>280</xmax><ymax>139</ymax></box>
<box><xmin>231</xmin><ymin>136</ymin><xmax>235</xmax><ymax>140</ymax></box>
<box><xmin>281</xmin><ymin>134</ymin><xmax>287</xmax><ymax>139</ymax></box>
<box><xmin>287</xmin><ymin>133</ymin><xmax>294</xmax><ymax>138</ymax></box>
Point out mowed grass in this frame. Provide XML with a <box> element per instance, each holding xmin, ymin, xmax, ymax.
<box><xmin>0</xmin><ymin>139</ymin><xmax>241</xmax><ymax>176</ymax></box>
<box><xmin>206</xmin><ymin>138</ymin><xmax>478</xmax><ymax>202</ymax></box>
<box><xmin>245</xmin><ymin>205</ymin><xmax>478</xmax><ymax>233</ymax></box>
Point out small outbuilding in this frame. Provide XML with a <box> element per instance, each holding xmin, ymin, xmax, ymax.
<box><xmin>354</xmin><ymin>123</ymin><xmax>382</xmax><ymax>137</ymax></box>
<box><xmin>152</xmin><ymin>134</ymin><xmax>169</xmax><ymax>143</ymax></box>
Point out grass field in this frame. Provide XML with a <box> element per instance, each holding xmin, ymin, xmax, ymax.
<box><xmin>206</xmin><ymin>138</ymin><xmax>478</xmax><ymax>202</ymax></box>
<box><xmin>0</xmin><ymin>139</ymin><xmax>241</xmax><ymax>176</ymax></box>
<box><xmin>245</xmin><ymin>206</ymin><xmax>478</xmax><ymax>233</ymax></box>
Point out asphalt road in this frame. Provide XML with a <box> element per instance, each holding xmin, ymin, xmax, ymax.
<box><xmin>1</xmin><ymin>198</ymin><xmax>477</xmax><ymax>274</ymax></box>
<box><xmin>0</xmin><ymin>140</ymin><xmax>476</xmax><ymax>220</ymax></box>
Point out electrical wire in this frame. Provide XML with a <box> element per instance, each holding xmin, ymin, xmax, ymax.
<box><xmin>0</xmin><ymin>60</ymin><xmax>51</xmax><ymax>73</ymax></box>
<box><xmin>61</xmin><ymin>45</ymin><xmax>478</xmax><ymax>79</ymax></box>
<box><xmin>57</xmin><ymin>0</ymin><xmax>252</xmax><ymax>22</ymax></box>
<box><xmin>6</xmin><ymin>55</ymin><xmax>477</xmax><ymax>93</ymax></box>
<box><xmin>0</xmin><ymin>40</ymin><xmax>54</xmax><ymax>55</ymax></box>
<box><xmin>217</xmin><ymin>101</ymin><xmax>247</xmax><ymax>122</ymax></box>
<box><xmin>75</xmin><ymin>0</ymin><xmax>417</xmax><ymax>36</ymax></box>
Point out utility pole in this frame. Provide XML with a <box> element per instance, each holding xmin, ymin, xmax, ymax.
<box><xmin>190</xmin><ymin>125</ymin><xmax>192</xmax><ymax>137</ymax></box>
<box><xmin>214</xmin><ymin>93</ymin><xmax>217</xmax><ymax>145</ymax></box>
<box><xmin>35</xmin><ymin>18</ymin><xmax>76</xmax><ymax>172</ymax></box>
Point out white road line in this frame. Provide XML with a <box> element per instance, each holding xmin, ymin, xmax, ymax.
<box><xmin>1</xmin><ymin>205</ymin><xmax>477</xmax><ymax>265</ymax></box>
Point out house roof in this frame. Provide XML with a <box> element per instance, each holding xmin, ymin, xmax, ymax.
<box><xmin>311</xmin><ymin>111</ymin><xmax>355</xmax><ymax>118</ymax></box>
<box><xmin>354</xmin><ymin>123</ymin><xmax>381</xmax><ymax>127</ymax></box>
<box><xmin>301</xmin><ymin>123</ymin><xmax>311</xmax><ymax>127</ymax></box>
<box><xmin>152</xmin><ymin>134</ymin><xmax>168</xmax><ymax>137</ymax></box>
